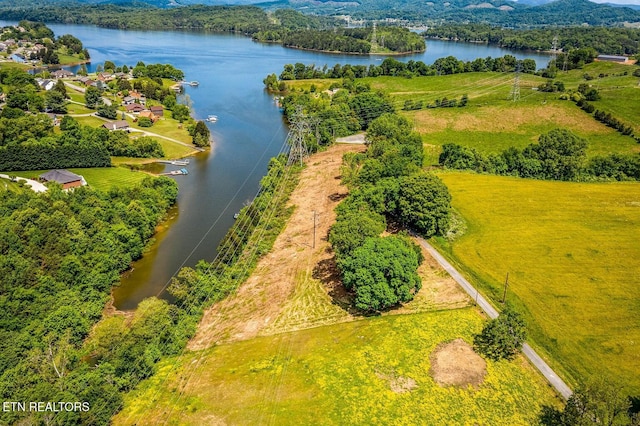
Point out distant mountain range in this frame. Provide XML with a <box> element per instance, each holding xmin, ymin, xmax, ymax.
<box><xmin>1</xmin><ymin>0</ymin><xmax>639</xmax><ymax>27</ymax></box>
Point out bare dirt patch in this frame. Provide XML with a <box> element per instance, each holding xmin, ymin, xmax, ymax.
<box><xmin>376</xmin><ymin>372</ymin><xmax>419</xmax><ymax>394</ymax></box>
<box><xmin>188</xmin><ymin>144</ymin><xmax>364</xmax><ymax>350</ymax></box>
<box><xmin>430</xmin><ymin>338</ymin><xmax>487</xmax><ymax>389</ymax></box>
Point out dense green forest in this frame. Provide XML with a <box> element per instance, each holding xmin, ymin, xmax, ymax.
<box><xmin>255</xmin><ymin>25</ymin><xmax>425</xmax><ymax>54</ymax></box>
<box><xmin>0</xmin><ymin>5</ymin><xmax>330</xmax><ymax>35</ymax></box>
<box><xmin>423</xmin><ymin>24</ymin><xmax>640</xmax><ymax>56</ymax></box>
<box><xmin>0</xmin><ymin>177</ymin><xmax>179</xmax><ymax>425</ymax></box>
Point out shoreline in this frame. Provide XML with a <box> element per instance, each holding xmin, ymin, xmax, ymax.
<box><xmin>282</xmin><ymin>44</ymin><xmax>426</xmax><ymax>56</ymax></box>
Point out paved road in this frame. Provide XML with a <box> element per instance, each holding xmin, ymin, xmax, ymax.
<box><xmin>415</xmin><ymin>236</ymin><xmax>573</xmax><ymax>400</ymax></box>
<box><xmin>0</xmin><ymin>174</ymin><xmax>48</xmax><ymax>193</ymax></box>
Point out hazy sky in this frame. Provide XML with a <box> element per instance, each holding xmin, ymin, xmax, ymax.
<box><xmin>590</xmin><ymin>0</ymin><xmax>640</xmax><ymax>4</ymax></box>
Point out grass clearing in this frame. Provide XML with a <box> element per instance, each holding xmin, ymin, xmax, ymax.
<box><xmin>435</xmin><ymin>172</ymin><xmax>640</xmax><ymax>392</ymax></box>
<box><xmin>115</xmin><ymin>309</ymin><xmax>560</xmax><ymax>426</ymax></box>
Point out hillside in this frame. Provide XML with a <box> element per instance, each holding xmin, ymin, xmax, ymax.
<box><xmin>2</xmin><ymin>0</ymin><xmax>640</xmax><ymax>27</ymax></box>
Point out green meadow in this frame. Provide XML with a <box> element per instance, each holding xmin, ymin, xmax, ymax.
<box><xmin>115</xmin><ymin>309</ymin><xmax>560</xmax><ymax>426</ymax></box>
<box><xmin>435</xmin><ymin>172</ymin><xmax>640</xmax><ymax>393</ymax></box>
<box><xmin>363</xmin><ymin>68</ymin><xmax>639</xmax><ymax>165</ymax></box>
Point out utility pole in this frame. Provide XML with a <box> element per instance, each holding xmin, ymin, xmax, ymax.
<box><xmin>501</xmin><ymin>272</ymin><xmax>509</xmax><ymax>303</ymax></box>
<box><xmin>312</xmin><ymin>210</ymin><xmax>319</xmax><ymax>248</ymax></box>
<box><xmin>287</xmin><ymin>106</ymin><xmax>310</xmax><ymax>167</ymax></box>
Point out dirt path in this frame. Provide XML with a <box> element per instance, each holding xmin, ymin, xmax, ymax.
<box><xmin>188</xmin><ymin>144</ymin><xmax>471</xmax><ymax>351</ymax></box>
<box><xmin>188</xmin><ymin>144</ymin><xmax>365</xmax><ymax>350</ymax></box>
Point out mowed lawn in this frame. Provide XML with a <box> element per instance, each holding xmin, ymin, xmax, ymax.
<box><xmin>436</xmin><ymin>172</ymin><xmax>640</xmax><ymax>392</ymax></box>
<box><xmin>114</xmin><ymin>309</ymin><xmax>559</xmax><ymax>426</ymax></box>
<box><xmin>15</xmin><ymin>167</ymin><xmax>149</xmax><ymax>191</ymax></box>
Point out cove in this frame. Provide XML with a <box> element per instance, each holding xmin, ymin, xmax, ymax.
<box><xmin>0</xmin><ymin>21</ymin><xmax>551</xmax><ymax>310</ymax></box>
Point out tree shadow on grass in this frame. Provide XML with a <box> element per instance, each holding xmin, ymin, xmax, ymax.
<box><xmin>313</xmin><ymin>256</ymin><xmax>370</xmax><ymax>317</ymax></box>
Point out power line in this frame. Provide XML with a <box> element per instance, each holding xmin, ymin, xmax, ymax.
<box><xmin>511</xmin><ymin>63</ymin><xmax>521</xmax><ymax>102</ymax></box>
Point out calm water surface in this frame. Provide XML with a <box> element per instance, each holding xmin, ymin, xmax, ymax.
<box><xmin>3</xmin><ymin>21</ymin><xmax>550</xmax><ymax>309</ymax></box>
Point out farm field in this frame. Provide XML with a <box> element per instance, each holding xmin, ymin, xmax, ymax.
<box><xmin>114</xmin><ymin>309</ymin><xmax>560</xmax><ymax>426</ymax></box>
<box><xmin>435</xmin><ymin>172</ymin><xmax>640</xmax><ymax>393</ymax></box>
<box><xmin>15</xmin><ymin>166</ymin><xmax>149</xmax><ymax>191</ymax></box>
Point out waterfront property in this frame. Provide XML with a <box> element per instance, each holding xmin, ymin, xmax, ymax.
<box><xmin>39</xmin><ymin>169</ymin><xmax>86</xmax><ymax>189</ymax></box>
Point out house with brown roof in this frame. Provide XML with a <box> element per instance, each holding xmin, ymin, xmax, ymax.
<box><xmin>139</xmin><ymin>110</ymin><xmax>158</xmax><ymax>122</ymax></box>
<box><xmin>102</xmin><ymin>120</ymin><xmax>130</xmax><ymax>131</ymax></box>
<box><xmin>125</xmin><ymin>103</ymin><xmax>145</xmax><ymax>113</ymax></box>
<box><xmin>51</xmin><ymin>69</ymin><xmax>74</xmax><ymax>79</ymax></box>
<box><xmin>129</xmin><ymin>91</ymin><xmax>147</xmax><ymax>105</ymax></box>
<box><xmin>149</xmin><ymin>105</ymin><xmax>164</xmax><ymax>117</ymax></box>
<box><xmin>39</xmin><ymin>169</ymin><xmax>86</xmax><ymax>189</ymax></box>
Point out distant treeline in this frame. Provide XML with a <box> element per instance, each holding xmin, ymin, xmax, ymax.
<box><xmin>423</xmin><ymin>24</ymin><xmax>640</xmax><ymax>56</ymax></box>
<box><xmin>0</xmin><ymin>6</ymin><xmax>421</xmax><ymax>55</ymax></box>
<box><xmin>265</xmin><ymin>55</ymin><xmax>538</xmax><ymax>88</ymax></box>
<box><xmin>0</xmin><ymin>5</ymin><xmax>274</xmax><ymax>33</ymax></box>
<box><xmin>439</xmin><ymin>129</ymin><xmax>640</xmax><ymax>181</ymax></box>
<box><xmin>255</xmin><ymin>26</ymin><xmax>425</xmax><ymax>55</ymax></box>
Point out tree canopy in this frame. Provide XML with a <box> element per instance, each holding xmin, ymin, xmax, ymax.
<box><xmin>473</xmin><ymin>306</ymin><xmax>527</xmax><ymax>361</ymax></box>
<box><xmin>338</xmin><ymin>235</ymin><xmax>423</xmax><ymax>312</ymax></box>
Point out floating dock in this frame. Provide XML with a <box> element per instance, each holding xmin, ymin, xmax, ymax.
<box><xmin>158</xmin><ymin>160</ymin><xmax>190</xmax><ymax>166</ymax></box>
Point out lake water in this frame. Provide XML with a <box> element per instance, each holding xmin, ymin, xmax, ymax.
<box><xmin>1</xmin><ymin>21</ymin><xmax>550</xmax><ymax>309</ymax></box>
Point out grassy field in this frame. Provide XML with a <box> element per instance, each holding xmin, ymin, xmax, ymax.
<box><xmin>363</xmin><ymin>70</ymin><xmax>638</xmax><ymax>164</ymax></box>
<box><xmin>434</xmin><ymin>172</ymin><xmax>640</xmax><ymax>393</ymax></box>
<box><xmin>115</xmin><ymin>309</ymin><xmax>560</xmax><ymax>426</ymax></box>
<box><xmin>14</xmin><ymin>167</ymin><xmax>149</xmax><ymax>191</ymax></box>
<box><xmin>288</xmin><ymin>65</ymin><xmax>639</xmax><ymax>165</ymax></box>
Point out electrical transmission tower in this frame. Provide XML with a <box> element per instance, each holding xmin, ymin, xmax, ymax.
<box><xmin>371</xmin><ymin>22</ymin><xmax>377</xmax><ymax>45</ymax></box>
<box><xmin>511</xmin><ymin>63</ymin><xmax>521</xmax><ymax>102</ymax></box>
<box><xmin>551</xmin><ymin>35</ymin><xmax>559</xmax><ymax>65</ymax></box>
<box><xmin>287</xmin><ymin>107</ymin><xmax>311</xmax><ymax>166</ymax></box>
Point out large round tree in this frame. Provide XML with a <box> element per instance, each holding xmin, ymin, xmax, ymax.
<box><xmin>397</xmin><ymin>172</ymin><xmax>451</xmax><ymax>237</ymax></box>
<box><xmin>338</xmin><ymin>235</ymin><xmax>423</xmax><ymax>312</ymax></box>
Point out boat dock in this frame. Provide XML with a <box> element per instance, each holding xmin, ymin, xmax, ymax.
<box><xmin>158</xmin><ymin>160</ymin><xmax>190</xmax><ymax>166</ymax></box>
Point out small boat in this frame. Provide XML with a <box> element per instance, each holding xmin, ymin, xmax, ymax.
<box><xmin>162</xmin><ymin>168</ymin><xmax>189</xmax><ymax>176</ymax></box>
<box><xmin>189</xmin><ymin>81</ymin><xmax>199</xmax><ymax>86</ymax></box>
<box><xmin>206</xmin><ymin>115</ymin><xmax>218</xmax><ymax>122</ymax></box>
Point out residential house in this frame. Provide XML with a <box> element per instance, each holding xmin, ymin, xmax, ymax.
<box><xmin>125</xmin><ymin>103</ymin><xmax>145</xmax><ymax>113</ymax></box>
<box><xmin>149</xmin><ymin>105</ymin><xmax>164</xmax><ymax>117</ymax></box>
<box><xmin>139</xmin><ymin>110</ymin><xmax>158</xmax><ymax>122</ymax></box>
<box><xmin>36</xmin><ymin>78</ymin><xmax>55</xmax><ymax>91</ymax></box>
<box><xmin>122</xmin><ymin>96</ymin><xmax>137</xmax><ymax>105</ymax></box>
<box><xmin>129</xmin><ymin>91</ymin><xmax>147</xmax><ymax>105</ymax></box>
<box><xmin>51</xmin><ymin>69</ymin><xmax>74</xmax><ymax>79</ymax></box>
<box><xmin>39</xmin><ymin>169</ymin><xmax>86</xmax><ymax>190</ymax></box>
<box><xmin>97</xmin><ymin>72</ymin><xmax>114</xmax><ymax>82</ymax></box>
<box><xmin>102</xmin><ymin>120</ymin><xmax>130</xmax><ymax>131</ymax></box>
